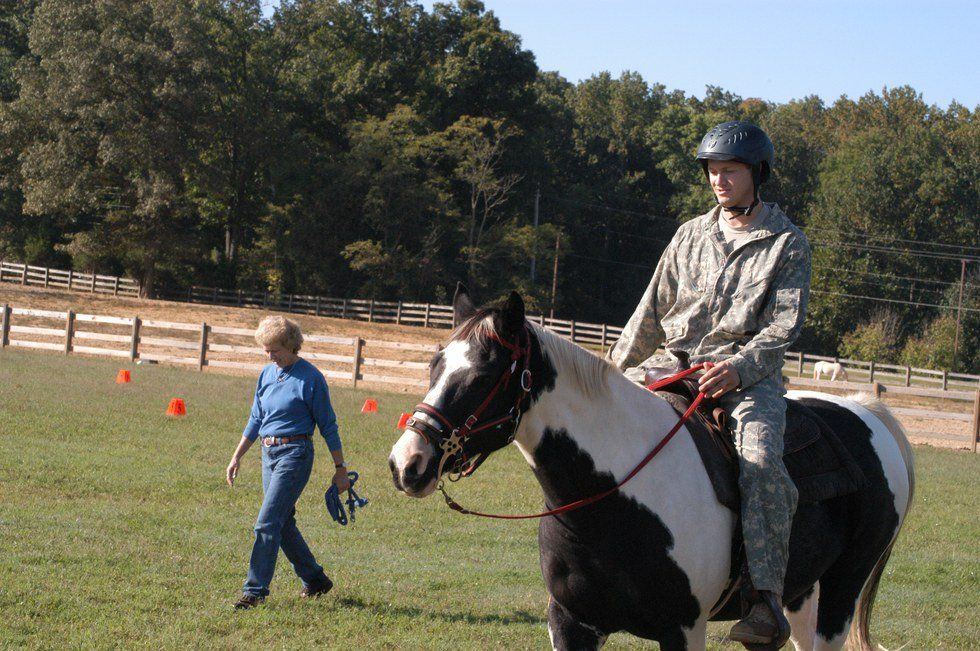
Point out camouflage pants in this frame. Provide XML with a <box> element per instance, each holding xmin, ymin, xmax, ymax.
<box><xmin>716</xmin><ymin>374</ymin><xmax>798</xmax><ymax>594</ymax></box>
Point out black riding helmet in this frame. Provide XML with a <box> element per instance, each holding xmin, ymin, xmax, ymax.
<box><xmin>696</xmin><ymin>121</ymin><xmax>774</xmax><ymax>215</ymax></box>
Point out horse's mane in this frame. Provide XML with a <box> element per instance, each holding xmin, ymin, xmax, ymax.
<box><xmin>450</xmin><ymin>310</ymin><xmax>612</xmax><ymax>399</ymax></box>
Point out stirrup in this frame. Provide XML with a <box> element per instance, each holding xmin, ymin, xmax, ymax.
<box><xmin>733</xmin><ymin>591</ymin><xmax>791</xmax><ymax>650</ymax></box>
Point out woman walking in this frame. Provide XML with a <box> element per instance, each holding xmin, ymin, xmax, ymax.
<box><xmin>226</xmin><ymin>315</ymin><xmax>349</xmax><ymax>609</ymax></box>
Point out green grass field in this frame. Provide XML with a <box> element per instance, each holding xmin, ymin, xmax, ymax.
<box><xmin>1</xmin><ymin>349</ymin><xmax>977</xmax><ymax>649</ymax></box>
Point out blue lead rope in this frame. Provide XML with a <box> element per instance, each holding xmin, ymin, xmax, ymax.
<box><xmin>325</xmin><ymin>471</ymin><xmax>368</xmax><ymax>525</ymax></box>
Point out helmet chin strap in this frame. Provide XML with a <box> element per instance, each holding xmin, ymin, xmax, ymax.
<box><xmin>724</xmin><ymin>193</ymin><xmax>760</xmax><ymax>217</ymax></box>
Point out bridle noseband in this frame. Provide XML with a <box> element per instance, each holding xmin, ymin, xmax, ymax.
<box><xmin>404</xmin><ymin>324</ymin><xmax>533</xmax><ymax>482</ymax></box>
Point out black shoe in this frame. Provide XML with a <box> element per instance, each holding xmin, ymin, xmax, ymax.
<box><xmin>233</xmin><ymin>594</ymin><xmax>265</xmax><ymax>609</ymax></box>
<box><xmin>300</xmin><ymin>575</ymin><xmax>333</xmax><ymax>599</ymax></box>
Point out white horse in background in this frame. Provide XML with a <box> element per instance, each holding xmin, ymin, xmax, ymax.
<box><xmin>814</xmin><ymin>361</ymin><xmax>848</xmax><ymax>381</ymax></box>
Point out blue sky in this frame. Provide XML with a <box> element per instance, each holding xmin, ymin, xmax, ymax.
<box><xmin>266</xmin><ymin>1</ymin><xmax>980</xmax><ymax>108</ymax></box>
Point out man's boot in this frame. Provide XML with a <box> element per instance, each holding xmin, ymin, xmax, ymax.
<box><xmin>728</xmin><ymin>590</ymin><xmax>791</xmax><ymax>648</ymax></box>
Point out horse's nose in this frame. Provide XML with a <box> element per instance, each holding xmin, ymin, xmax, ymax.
<box><xmin>388</xmin><ymin>455</ymin><xmax>404</xmax><ymax>492</ymax></box>
<box><xmin>403</xmin><ymin>453</ymin><xmax>423</xmax><ymax>482</ymax></box>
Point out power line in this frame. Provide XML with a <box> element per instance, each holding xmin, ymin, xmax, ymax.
<box><xmin>564</xmin><ymin>252</ymin><xmax>655</xmax><ymax>271</ymax></box>
<box><xmin>810</xmin><ymin>240</ymin><xmax>980</xmax><ymax>263</ymax></box>
<box><xmin>810</xmin><ymin>289</ymin><xmax>980</xmax><ymax>314</ymax></box>
<box><xmin>804</xmin><ymin>226</ymin><xmax>980</xmax><ymax>254</ymax></box>
<box><xmin>542</xmin><ymin>194</ymin><xmax>681</xmax><ymax>229</ymax></box>
<box><xmin>813</xmin><ymin>265</ymin><xmax>980</xmax><ymax>290</ymax></box>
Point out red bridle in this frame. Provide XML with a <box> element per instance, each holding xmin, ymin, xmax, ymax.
<box><xmin>436</xmin><ymin>363</ymin><xmax>708</xmax><ymax>520</ymax></box>
<box><xmin>404</xmin><ymin>325</ymin><xmax>533</xmax><ymax>481</ymax></box>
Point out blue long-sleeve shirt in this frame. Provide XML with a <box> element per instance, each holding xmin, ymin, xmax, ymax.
<box><xmin>242</xmin><ymin>358</ymin><xmax>342</xmax><ymax>451</ymax></box>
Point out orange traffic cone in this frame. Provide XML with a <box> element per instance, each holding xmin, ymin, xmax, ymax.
<box><xmin>361</xmin><ymin>399</ymin><xmax>378</xmax><ymax>414</ymax></box>
<box><xmin>166</xmin><ymin>398</ymin><xmax>187</xmax><ymax>417</ymax></box>
<box><xmin>116</xmin><ymin>369</ymin><xmax>131</xmax><ymax>384</ymax></box>
<box><xmin>397</xmin><ymin>412</ymin><xmax>411</xmax><ymax>429</ymax></box>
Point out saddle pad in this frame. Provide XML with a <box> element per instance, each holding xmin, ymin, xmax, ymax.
<box><xmin>656</xmin><ymin>393</ymin><xmax>867</xmax><ymax>512</ymax></box>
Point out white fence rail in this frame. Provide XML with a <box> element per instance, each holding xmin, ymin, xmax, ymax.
<box><xmin>0</xmin><ymin>261</ymin><xmax>139</xmax><ymax>297</ymax></box>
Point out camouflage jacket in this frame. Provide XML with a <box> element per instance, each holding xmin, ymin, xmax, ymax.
<box><xmin>608</xmin><ymin>203</ymin><xmax>811</xmax><ymax>389</ymax></box>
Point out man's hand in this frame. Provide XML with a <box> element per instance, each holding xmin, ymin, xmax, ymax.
<box><xmin>698</xmin><ymin>360</ymin><xmax>741</xmax><ymax>398</ymax></box>
<box><xmin>333</xmin><ymin>468</ymin><xmax>351</xmax><ymax>493</ymax></box>
<box><xmin>226</xmin><ymin>457</ymin><xmax>240</xmax><ymax>487</ymax></box>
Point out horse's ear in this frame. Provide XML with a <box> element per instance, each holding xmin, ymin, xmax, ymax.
<box><xmin>498</xmin><ymin>291</ymin><xmax>525</xmax><ymax>336</ymax></box>
<box><xmin>453</xmin><ymin>282</ymin><xmax>477</xmax><ymax>328</ymax></box>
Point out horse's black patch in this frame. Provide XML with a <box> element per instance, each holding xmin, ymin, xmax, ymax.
<box><xmin>533</xmin><ymin>427</ymin><xmax>700</xmax><ymax>646</ymax></box>
<box><xmin>795</xmin><ymin>398</ymin><xmax>902</xmax><ymax>642</ymax></box>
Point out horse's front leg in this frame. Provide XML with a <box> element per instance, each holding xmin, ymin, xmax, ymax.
<box><xmin>547</xmin><ymin>597</ymin><xmax>607</xmax><ymax>650</ymax></box>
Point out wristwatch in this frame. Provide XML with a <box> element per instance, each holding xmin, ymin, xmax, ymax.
<box><xmin>335</xmin><ymin>462</ymin><xmax>347</xmax><ymax>469</ymax></box>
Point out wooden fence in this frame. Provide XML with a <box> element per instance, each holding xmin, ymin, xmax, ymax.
<box><xmin>0</xmin><ymin>302</ymin><xmax>433</xmax><ymax>390</ymax></box>
<box><xmin>3</xmin><ymin>301</ymin><xmax>979</xmax><ymax>451</ymax></box>
<box><xmin>0</xmin><ymin>261</ymin><xmax>140</xmax><ymax>297</ymax></box>
<box><xmin>4</xmin><ymin>261</ymin><xmax>978</xmax><ymax>393</ymax></box>
<box><xmin>161</xmin><ymin>285</ymin><xmax>624</xmax><ymax>348</ymax></box>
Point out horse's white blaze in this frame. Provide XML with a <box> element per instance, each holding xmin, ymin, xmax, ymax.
<box><xmin>515</xmin><ymin>353</ymin><xmax>735</xmax><ymax>617</ymax></box>
<box><xmin>786</xmin><ymin>391</ymin><xmax>911</xmax><ymax>518</ymax></box>
<box><xmin>389</xmin><ymin>340</ymin><xmax>473</xmax><ymax>496</ymax></box>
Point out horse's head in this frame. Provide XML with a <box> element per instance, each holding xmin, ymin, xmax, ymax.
<box><xmin>388</xmin><ymin>283</ymin><xmax>535</xmax><ymax>498</ymax></box>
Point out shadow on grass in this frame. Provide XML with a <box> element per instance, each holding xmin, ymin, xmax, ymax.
<box><xmin>336</xmin><ymin>596</ymin><xmax>546</xmax><ymax>626</ymax></box>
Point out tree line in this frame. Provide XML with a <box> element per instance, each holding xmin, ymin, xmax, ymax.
<box><xmin>0</xmin><ymin>0</ymin><xmax>977</xmax><ymax>371</ymax></box>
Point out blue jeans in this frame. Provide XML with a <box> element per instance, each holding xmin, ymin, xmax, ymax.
<box><xmin>243</xmin><ymin>438</ymin><xmax>326</xmax><ymax>597</ymax></box>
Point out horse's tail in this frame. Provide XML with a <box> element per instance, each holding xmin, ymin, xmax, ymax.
<box><xmin>845</xmin><ymin>393</ymin><xmax>916</xmax><ymax>651</ymax></box>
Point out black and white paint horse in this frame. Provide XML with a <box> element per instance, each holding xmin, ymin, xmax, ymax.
<box><xmin>388</xmin><ymin>289</ymin><xmax>914</xmax><ymax>651</ymax></box>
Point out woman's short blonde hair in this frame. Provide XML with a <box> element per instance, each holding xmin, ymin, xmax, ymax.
<box><xmin>254</xmin><ymin>315</ymin><xmax>303</xmax><ymax>353</ymax></box>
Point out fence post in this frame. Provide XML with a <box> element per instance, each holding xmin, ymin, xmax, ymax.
<box><xmin>570</xmin><ymin>320</ymin><xmax>577</xmax><ymax>342</ymax></box>
<box><xmin>972</xmin><ymin>390</ymin><xmax>979</xmax><ymax>454</ymax></box>
<box><xmin>905</xmin><ymin>366</ymin><xmax>911</xmax><ymax>387</ymax></box>
<box><xmin>21</xmin><ymin>264</ymin><xmax>27</xmax><ymax>284</ymax></box>
<box><xmin>342</xmin><ymin>298</ymin><xmax>348</xmax><ymax>320</ymax></box>
<box><xmin>368</xmin><ymin>299</ymin><xmax>374</xmax><ymax>322</ymax></box>
<box><xmin>238</xmin><ymin>289</ymin><xmax>243</xmax><ymax>307</ymax></box>
<box><xmin>64</xmin><ymin>310</ymin><xmax>75</xmax><ymax>355</ymax></box>
<box><xmin>0</xmin><ymin>303</ymin><xmax>10</xmax><ymax>348</ymax></box>
<box><xmin>869</xmin><ymin>360</ymin><xmax>876</xmax><ymax>383</ymax></box>
<box><xmin>540</xmin><ymin>313</ymin><xmax>546</xmax><ymax>326</ymax></box>
<box><xmin>67</xmin><ymin>269</ymin><xmax>73</xmax><ymax>290</ymax></box>
<box><xmin>130</xmin><ymin>317</ymin><xmax>141</xmax><ymax>362</ymax></box>
<box><xmin>396</xmin><ymin>301</ymin><xmax>402</xmax><ymax>325</ymax></box>
<box><xmin>315</xmin><ymin>296</ymin><xmax>321</xmax><ymax>317</ymax></box>
<box><xmin>113</xmin><ymin>277</ymin><xmax>119</xmax><ymax>296</ymax></box>
<box><xmin>423</xmin><ymin>303</ymin><xmax>430</xmax><ymax>328</ymax></box>
<box><xmin>43</xmin><ymin>267</ymin><xmax>49</xmax><ymax>288</ymax></box>
<box><xmin>352</xmin><ymin>338</ymin><xmax>363</xmax><ymax>387</ymax></box>
<box><xmin>872</xmin><ymin>382</ymin><xmax>882</xmax><ymax>398</ymax></box>
<box><xmin>287</xmin><ymin>293</ymin><xmax>294</xmax><ymax>312</ymax></box>
<box><xmin>90</xmin><ymin>273</ymin><xmax>96</xmax><ymax>293</ymax></box>
<box><xmin>601</xmin><ymin>323</ymin><xmax>608</xmax><ymax>349</ymax></box>
<box><xmin>212</xmin><ymin>287</ymin><xmax>219</xmax><ymax>304</ymax></box>
<box><xmin>797</xmin><ymin>352</ymin><xmax>804</xmax><ymax>377</ymax></box>
<box><xmin>941</xmin><ymin>370</ymin><xmax>948</xmax><ymax>391</ymax></box>
<box><xmin>198</xmin><ymin>322</ymin><xmax>209</xmax><ymax>371</ymax></box>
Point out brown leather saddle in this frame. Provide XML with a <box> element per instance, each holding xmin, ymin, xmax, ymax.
<box><xmin>644</xmin><ymin>367</ymin><xmax>867</xmax><ymax>512</ymax></box>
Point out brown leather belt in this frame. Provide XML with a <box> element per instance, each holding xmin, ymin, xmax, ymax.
<box><xmin>261</xmin><ymin>434</ymin><xmax>311</xmax><ymax>447</ymax></box>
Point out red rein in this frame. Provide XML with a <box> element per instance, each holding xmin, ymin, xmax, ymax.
<box><xmin>439</xmin><ymin>364</ymin><xmax>708</xmax><ymax>520</ymax></box>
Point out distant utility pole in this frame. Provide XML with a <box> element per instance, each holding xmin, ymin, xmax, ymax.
<box><xmin>953</xmin><ymin>259</ymin><xmax>967</xmax><ymax>371</ymax></box>
<box><xmin>530</xmin><ymin>185</ymin><xmax>540</xmax><ymax>283</ymax></box>
<box><xmin>549</xmin><ymin>233</ymin><xmax>560</xmax><ymax>319</ymax></box>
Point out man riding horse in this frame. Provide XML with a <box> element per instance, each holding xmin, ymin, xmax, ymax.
<box><xmin>608</xmin><ymin>121</ymin><xmax>811</xmax><ymax>647</ymax></box>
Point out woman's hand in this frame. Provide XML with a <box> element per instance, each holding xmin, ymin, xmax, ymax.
<box><xmin>333</xmin><ymin>467</ymin><xmax>351</xmax><ymax>493</ymax></box>
<box><xmin>698</xmin><ymin>360</ymin><xmax>741</xmax><ymax>398</ymax></box>
<box><xmin>226</xmin><ymin>457</ymin><xmax>241</xmax><ymax>486</ymax></box>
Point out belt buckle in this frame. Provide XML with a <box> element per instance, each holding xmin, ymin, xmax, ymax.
<box><xmin>262</xmin><ymin>436</ymin><xmax>273</xmax><ymax>447</ymax></box>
